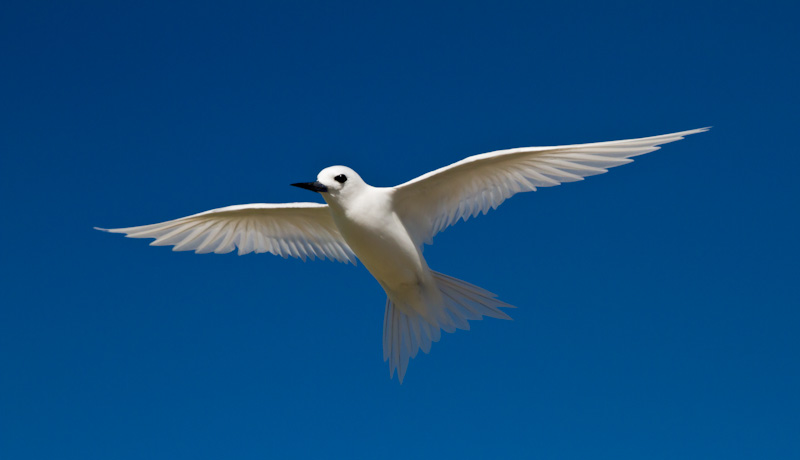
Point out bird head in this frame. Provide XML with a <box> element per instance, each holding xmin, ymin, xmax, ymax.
<box><xmin>292</xmin><ymin>166</ymin><xmax>367</xmax><ymax>202</ymax></box>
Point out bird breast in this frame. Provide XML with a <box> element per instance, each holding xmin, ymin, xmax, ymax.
<box><xmin>331</xmin><ymin>190</ymin><xmax>427</xmax><ymax>290</ymax></box>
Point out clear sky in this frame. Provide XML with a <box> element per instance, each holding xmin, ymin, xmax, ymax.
<box><xmin>1</xmin><ymin>1</ymin><xmax>798</xmax><ymax>458</ymax></box>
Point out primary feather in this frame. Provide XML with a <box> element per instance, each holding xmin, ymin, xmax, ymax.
<box><xmin>96</xmin><ymin>203</ymin><xmax>356</xmax><ymax>263</ymax></box>
<box><xmin>393</xmin><ymin>127</ymin><xmax>709</xmax><ymax>246</ymax></box>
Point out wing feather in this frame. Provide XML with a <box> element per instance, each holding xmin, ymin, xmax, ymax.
<box><xmin>96</xmin><ymin>203</ymin><xmax>356</xmax><ymax>264</ymax></box>
<box><xmin>393</xmin><ymin>128</ymin><xmax>709</xmax><ymax>246</ymax></box>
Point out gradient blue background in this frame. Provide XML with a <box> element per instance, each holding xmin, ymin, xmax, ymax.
<box><xmin>2</xmin><ymin>1</ymin><xmax>798</xmax><ymax>458</ymax></box>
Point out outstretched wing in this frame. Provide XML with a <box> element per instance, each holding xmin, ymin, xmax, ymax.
<box><xmin>393</xmin><ymin>127</ymin><xmax>709</xmax><ymax>246</ymax></box>
<box><xmin>96</xmin><ymin>202</ymin><xmax>356</xmax><ymax>263</ymax></box>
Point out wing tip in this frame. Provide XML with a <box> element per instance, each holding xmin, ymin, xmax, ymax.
<box><xmin>682</xmin><ymin>126</ymin><xmax>712</xmax><ymax>136</ymax></box>
<box><xmin>95</xmin><ymin>226</ymin><xmax>131</xmax><ymax>234</ymax></box>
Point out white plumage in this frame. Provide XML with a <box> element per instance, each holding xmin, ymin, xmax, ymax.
<box><xmin>100</xmin><ymin>203</ymin><xmax>355</xmax><ymax>262</ymax></box>
<box><xmin>98</xmin><ymin>127</ymin><xmax>708</xmax><ymax>382</ymax></box>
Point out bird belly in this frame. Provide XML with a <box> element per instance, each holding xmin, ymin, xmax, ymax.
<box><xmin>334</xmin><ymin>205</ymin><xmax>428</xmax><ymax>293</ymax></box>
<box><xmin>342</xmin><ymin>219</ymin><xmax>444</xmax><ymax>324</ymax></box>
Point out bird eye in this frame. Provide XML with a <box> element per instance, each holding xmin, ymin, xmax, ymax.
<box><xmin>334</xmin><ymin>174</ymin><xmax>347</xmax><ymax>184</ymax></box>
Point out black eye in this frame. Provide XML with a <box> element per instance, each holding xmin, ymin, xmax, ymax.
<box><xmin>334</xmin><ymin>174</ymin><xmax>347</xmax><ymax>184</ymax></box>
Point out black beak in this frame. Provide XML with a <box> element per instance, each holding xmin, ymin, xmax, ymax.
<box><xmin>291</xmin><ymin>181</ymin><xmax>328</xmax><ymax>193</ymax></box>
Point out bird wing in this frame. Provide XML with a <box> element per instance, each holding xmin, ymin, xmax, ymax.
<box><xmin>96</xmin><ymin>203</ymin><xmax>357</xmax><ymax>263</ymax></box>
<box><xmin>393</xmin><ymin>127</ymin><xmax>709</xmax><ymax>246</ymax></box>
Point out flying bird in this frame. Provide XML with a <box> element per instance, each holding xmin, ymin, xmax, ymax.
<box><xmin>97</xmin><ymin>127</ymin><xmax>708</xmax><ymax>382</ymax></box>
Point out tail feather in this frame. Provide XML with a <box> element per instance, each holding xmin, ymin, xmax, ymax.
<box><xmin>383</xmin><ymin>271</ymin><xmax>515</xmax><ymax>383</ymax></box>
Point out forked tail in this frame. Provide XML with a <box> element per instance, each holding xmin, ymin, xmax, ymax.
<box><xmin>383</xmin><ymin>271</ymin><xmax>515</xmax><ymax>383</ymax></box>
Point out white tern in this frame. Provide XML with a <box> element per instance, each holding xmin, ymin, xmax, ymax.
<box><xmin>98</xmin><ymin>127</ymin><xmax>708</xmax><ymax>382</ymax></box>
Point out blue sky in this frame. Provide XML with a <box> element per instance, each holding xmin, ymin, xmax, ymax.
<box><xmin>1</xmin><ymin>1</ymin><xmax>798</xmax><ymax>458</ymax></box>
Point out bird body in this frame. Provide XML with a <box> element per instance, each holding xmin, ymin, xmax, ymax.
<box><xmin>98</xmin><ymin>127</ymin><xmax>709</xmax><ymax>382</ymax></box>
<box><xmin>323</xmin><ymin>179</ymin><xmax>422</xmax><ymax>293</ymax></box>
